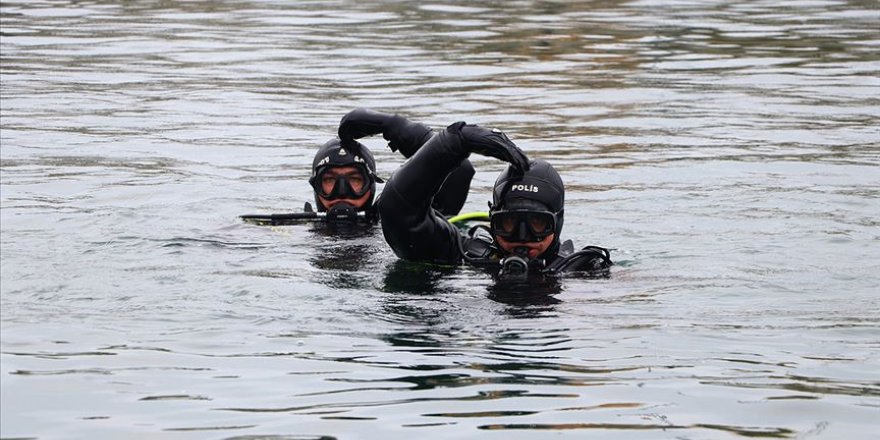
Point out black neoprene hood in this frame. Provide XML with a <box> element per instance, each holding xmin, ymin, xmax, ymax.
<box><xmin>492</xmin><ymin>159</ymin><xmax>564</xmax><ymax>214</ymax></box>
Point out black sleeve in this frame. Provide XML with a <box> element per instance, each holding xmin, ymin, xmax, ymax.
<box><xmin>376</xmin><ymin>130</ymin><xmax>470</xmax><ymax>264</ymax></box>
<box><xmin>382</xmin><ymin>117</ymin><xmax>475</xmax><ymax>217</ymax></box>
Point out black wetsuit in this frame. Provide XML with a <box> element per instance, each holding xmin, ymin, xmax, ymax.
<box><xmin>376</xmin><ymin>126</ymin><xmax>612</xmax><ymax>275</ymax></box>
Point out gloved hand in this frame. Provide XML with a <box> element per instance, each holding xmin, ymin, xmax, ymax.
<box><xmin>338</xmin><ymin>108</ymin><xmax>433</xmax><ymax>157</ymax></box>
<box><xmin>338</xmin><ymin>108</ymin><xmax>391</xmax><ymax>144</ymax></box>
<box><xmin>447</xmin><ymin>122</ymin><xmax>530</xmax><ymax>173</ymax></box>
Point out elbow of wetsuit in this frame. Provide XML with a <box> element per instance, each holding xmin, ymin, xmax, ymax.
<box><xmin>382</xmin><ymin>115</ymin><xmax>434</xmax><ymax>158</ymax></box>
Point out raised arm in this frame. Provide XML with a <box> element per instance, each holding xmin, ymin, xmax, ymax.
<box><xmin>337</xmin><ymin>108</ymin><xmax>475</xmax><ymax>216</ymax></box>
<box><xmin>377</xmin><ymin>122</ymin><xmax>529</xmax><ymax>264</ymax></box>
<box><xmin>338</xmin><ymin>108</ymin><xmax>432</xmax><ymax>158</ymax></box>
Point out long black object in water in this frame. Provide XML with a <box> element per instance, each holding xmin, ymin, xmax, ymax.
<box><xmin>240</xmin><ymin>202</ymin><xmax>366</xmax><ymax>226</ymax></box>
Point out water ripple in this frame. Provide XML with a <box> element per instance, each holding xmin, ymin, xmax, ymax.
<box><xmin>2</xmin><ymin>0</ymin><xmax>878</xmax><ymax>438</ymax></box>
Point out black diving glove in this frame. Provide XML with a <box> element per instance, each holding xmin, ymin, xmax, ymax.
<box><xmin>447</xmin><ymin>122</ymin><xmax>530</xmax><ymax>173</ymax></box>
<box><xmin>338</xmin><ymin>108</ymin><xmax>389</xmax><ymax>142</ymax></box>
<box><xmin>338</xmin><ymin>108</ymin><xmax>432</xmax><ymax>157</ymax></box>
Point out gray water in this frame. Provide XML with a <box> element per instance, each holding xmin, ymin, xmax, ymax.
<box><xmin>2</xmin><ymin>0</ymin><xmax>879</xmax><ymax>438</ymax></box>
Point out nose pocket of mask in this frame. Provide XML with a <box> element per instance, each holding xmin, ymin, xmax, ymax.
<box><xmin>330</xmin><ymin>175</ymin><xmax>355</xmax><ymax>198</ymax></box>
<box><xmin>513</xmin><ymin>220</ymin><xmax>535</xmax><ymax>242</ymax></box>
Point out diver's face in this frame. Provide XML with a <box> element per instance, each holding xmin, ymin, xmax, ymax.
<box><xmin>317</xmin><ymin>166</ymin><xmax>372</xmax><ymax>209</ymax></box>
<box><xmin>496</xmin><ymin>233</ymin><xmax>555</xmax><ymax>259</ymax></box>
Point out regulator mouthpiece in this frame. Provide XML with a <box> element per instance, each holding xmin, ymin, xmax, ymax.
<box><xmin>499</xmin><ymin>255</ymin><xmax>529</xmax><ymax>282</ymax></box>
<box><xmin>326</xmin><ymin>202</ymin><xmax>359</xmax><ymax>222</ymax></box>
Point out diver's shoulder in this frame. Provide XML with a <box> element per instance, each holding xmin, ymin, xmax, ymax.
<box><xmin>548</xmin><ymin>241</ymin><xmax>613</xmax><ymax>274</ymax></box>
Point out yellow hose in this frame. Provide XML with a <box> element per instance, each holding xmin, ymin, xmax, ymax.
<box><xmin>448</xmin><ymin>212</ymin><xmax>489</xmax><ymax>224</ymax></box>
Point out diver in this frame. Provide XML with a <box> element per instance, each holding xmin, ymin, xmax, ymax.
<box><xmin>242</xmin><ymin>109</ymin><xmax>474</xmax><ymax>226</ymax></box>
<box><xmin>366</xmin><ymin>120</ymin><xmax>613</xmax><ymax>281</ymax></box>
<box><xmin>307</xmin><ymin>136</ymin><xmax>384</xmax><ymax>223</ymax></box>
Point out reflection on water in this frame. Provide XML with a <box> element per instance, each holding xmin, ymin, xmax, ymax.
<box><xmin>2</xmin><ymin>0</ymin><xmax>879</xmax><ymax>438</ymax></box>
<box><xmin>487</xmin><ymin>276</ymin><xmax>563</xmax><ymax>310</ymax></box>
<box><xmin>308</xmin><ymin>226</ymin><xmax>378</xmax><ymax>270</ymax></box>
<box><xmin>382</xmin><ymin>260</ymin><xmax>456</xmax><ymax>295</ymax></box>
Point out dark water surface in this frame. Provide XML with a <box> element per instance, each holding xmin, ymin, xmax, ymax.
<box><xmin>2</xmin><ymin>0</ymin><xmax>879</xmax><ymax>438</ymax></box>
